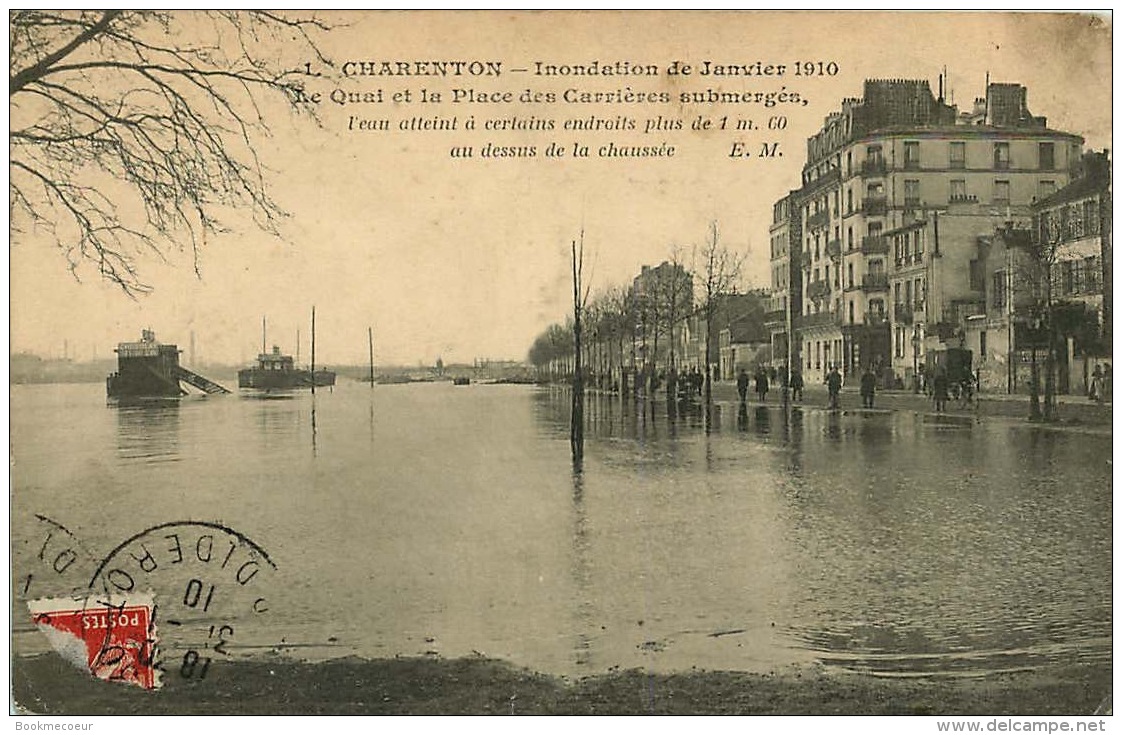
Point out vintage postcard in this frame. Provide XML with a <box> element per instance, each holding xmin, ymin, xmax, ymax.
<box><xmin>9</xmin><ymin>10</ymin><xmax>1112</xmax><ymax>723</ymax></box>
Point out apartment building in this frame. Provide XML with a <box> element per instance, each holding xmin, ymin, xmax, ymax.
<box><xmin>794</xmin><ymin>77</ymin><xmax>1082</xmax><ymax>386</ymax></box>
<box><xmin>764</xmin><ymin>190</ymin><xmax>803</xmax><ymax>372</ymax></box>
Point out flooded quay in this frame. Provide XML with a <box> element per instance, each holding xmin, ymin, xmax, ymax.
<box><xmin>10</xmin><ymin>381</ymin><xmax>1112</xmax><ymax>710</ymax></box>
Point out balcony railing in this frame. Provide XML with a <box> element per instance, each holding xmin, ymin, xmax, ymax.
<box><xmin>895</xmin><ymin>253</ymin><xmax>926</xmax><ymax>268</ymax></box>
<box><xmin>806</xmin><ymin>209</ymin><xmax>830</xmax><ymax>230</ymax></box>
<box><xmin>806</xmin><ymin>279</ymin><xmax>831</xmax><ymax>300</ymax></box>
<box><xmin>799</xmin><ymin>310</ymin><xmax>838</xmax><ymax>328</ymax></box>
<box><xmin>801</xmin><ymin>166</ymin><xmax>841</xmax><ymax>196</ymax></box>
<box><xmin>825</xmin><ymin>239</ymin><xmax>842</xmax><ymax>258</ymax></box>
<box><xmin>949</xmin><ymin>193</ymin><xmax>978</xmax><ymax>204</ymax></box>
<box><xmin>861</xmin><ymin>273</ymin><xmax>889</xmax><ymax>292</ymax></box>
<box><xmin>860</xmin><ymin>235</ymin><xmax>889</xmax><ymax>255</ymax></box>
<box><xmin>862</xmin><ymin>196</ymin><xmax>887</xmax><ymax>216</ymax></box>
<box><xmin>860</xmin><ymin>158</ymin><xmax>887</xmax><ymax>176</ymax></box>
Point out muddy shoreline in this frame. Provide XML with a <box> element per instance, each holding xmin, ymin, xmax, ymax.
<box><xmin>12</xmin><ymin>653</ymin><xmax>1111</xmax><ymax>716</ymax></box>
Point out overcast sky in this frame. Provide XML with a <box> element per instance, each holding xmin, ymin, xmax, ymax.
<box><xmin>10</xmin><ymin>11</ymin><xmax>1111</xmax><ymax>366</ymax></box>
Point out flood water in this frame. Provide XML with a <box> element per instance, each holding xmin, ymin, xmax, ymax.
<box><xmin>10</xmin><ymin>381</ymin><xmax>1112</xmax><ymax>679</ymax></box>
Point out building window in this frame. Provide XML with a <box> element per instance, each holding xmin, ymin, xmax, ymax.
<box><xmin>950</xmin><ymin>179</ymin><xmax>966</xmax><ymax>202</ymax></box>
<box><xmin>847</xmin><ymin>189</ymin><xmax>853</xmax><ymax>214</ymax></box>
<box><xmin>847</xmin><ymin>226</ymin><xmax>854</xmax><ymax>251</ymax></box>
<box><xmin>949</xmin><ymin>141</ymin><xmax>966</xmax><ymax>169</ymax></box>
<box><xmin>992</xmin><ymin>270</ymin><xmax>1007</xmax><ymax>309</ymax></box>
<box><xmin>1084</xmin><ymin>198</ymin><xmax>1100</xmax><ymax>235</ymax></box>
<box><xmin>848</xmin><ymin>263</ymin><xmax>854</xmax><ymax>288</ymax></box>
<box><xmin>1039</xmin><ymin>142</ymin><xmax>1055</xmax><ymax>170</ymax></box>
<box><xmin>1038</xmin><ymin>180</ymin><xmax>1056</xmax><ymax>201</ymax></box>
<box><xmin>904</xmin><ymin>179</ymin><xmax>920</xmax><ymax>208</ymax></box>
<box><xmin>904</xmin><ymin>141</ymin><xmax>920</xmax><ymax>169</ymax></box>
<box><xmin>980</xmin><ymin>331</ymin><xmax>987</xmax><ymax>360</ymax></box>
<box><xmin>993</xmin><ymin>180</ymin><xmax>1010</xmax><ymax>207</ymax></box>
<box><xmin>914</xmin><ymin>230</ymin><xmax>924</xmax><ymax>260</ymax></box>
<box><xmin>969</xmin><ymin>259</ymin><xmax>984</xmax><ymax>291</ymax></box>
<box><xmin>849</xmin><ymin>300</ymin><xmax>854</xmax><ymax>324</ymax></box>
<box><xmin>994</xmin><ymin>142</ymin><xmax>1011</xmax><ymax>170</ymax></box>
<box><xmin>895</xmin><ymin>282</ymin><xmax>902</xmax><ymax>304</ymax></box>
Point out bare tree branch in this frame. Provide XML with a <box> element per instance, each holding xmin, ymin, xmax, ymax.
<box><xmin>9</xmin><ymin>10</ymin><xmax>330</xmax><ymax>295</ymax></box>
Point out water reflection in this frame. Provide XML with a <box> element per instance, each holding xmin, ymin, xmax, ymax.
<box><xmin>13</xmin><ymin>384</ymin><xmax>1112</xmax><ymax>680</ymax></box>
<box><xmin>114</xmin><ymin>399</ymin><xmax>181</xmax><ymax>463</ymax></box>
<box><xmin>533</xmin><ymin>389</ymin><xmax>1111</xmax><ymax>677</ymax></box>
<box><xmin>570</xmin><ymin>464</ymin><xmax>593</xmax><ymax>668</ymax></box>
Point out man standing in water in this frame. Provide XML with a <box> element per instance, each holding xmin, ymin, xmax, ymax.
<box><xmin>826</xmin><ymin>365</ymin><xmax>842</xmax><ymax>410</ymax></box>
<box><xmin>933</xmin><ymin>369</ymin><xmax>949</xmax><ymax>413</ymax></box>
<box><xmin>736</xmin><ymin>368</ymin><xmax>749</xmax><ymax>403</ymax></box>
<box><xmin>754</xmin><ymin>367</ymin><xmax>769</xmax><ymax>403</ymax></box>
<box><xmin>860</xmin><ymin>367</ymin><xmax>876</xmax><ymax>409</ymax></box>
<box><xmin>790</xmin><ymin>367</ymin><xmax>804</xmax><ymax>402</ymax></box>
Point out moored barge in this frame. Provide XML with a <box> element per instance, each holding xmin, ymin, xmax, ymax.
<box><xmin>107</xmin><ymin>330</ymin><xmax>229</xmax><ymax>398</ymax></box>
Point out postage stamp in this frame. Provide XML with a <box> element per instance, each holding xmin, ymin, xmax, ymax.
<box><xmin>19</xmin><ymin>515</ymin><xmax>276</xmax><ymax>693</ymax></box>
<box><xmin>28</xmin><ymin>594</ymin><xmax>159</xmax><ymax>690</ymax></box>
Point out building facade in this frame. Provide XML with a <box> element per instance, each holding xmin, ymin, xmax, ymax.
<box><xmin>793</xmin><ymin>78</ymin><xmax>1083</xmax><ymax>387</ymax></box>
<box><xmin>765</xmin><ymin>190</ymin><xmax>803</xmax><ymax>373</ymax></box>
<box><xmin>962</xmin><ymin>151</ymin><xmax>1112</xmax><ymax>395</ymax></box>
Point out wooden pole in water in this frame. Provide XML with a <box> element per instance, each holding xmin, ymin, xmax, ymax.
<box><xmin>311</xmin><ymin>306</ymin><xmax>317</xmax><ymax>395</ymax></box>
<box><xmin>262</xmin><ymin>316</ymin><xmax>267</xmax><ymax>355</ymax></box>
<box><xmin>368</xmin><ymin>327</ymin><xmax>375</xmax><ymax>386</ymax></box>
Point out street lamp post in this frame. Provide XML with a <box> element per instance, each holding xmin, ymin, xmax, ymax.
<box><xmin>911</xmin><ymin>326</ymin><xmax>921</xmax><ymax>394</ymax></box>
<box><xmin>1028</xmin><ymin>313</ymin><xmax>1042</xmax><ymax>421</ymax></box>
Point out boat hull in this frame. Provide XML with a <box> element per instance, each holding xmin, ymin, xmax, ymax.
<box><xmin>237</xmin><ymin>368</ymin><xmax>336</xmax><ymax>390</ymax></box>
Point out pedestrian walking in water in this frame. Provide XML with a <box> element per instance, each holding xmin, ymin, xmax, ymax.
<box><xmin>860</xmin><ymin>367</ymin><xmax>876</xmax><ymax>409</ymax></box>
<box><xmin>826</xmin><ymin>365</ymin><xmax>842</xmax><ymax>410</ymax></box>
<box><xmin>1090</xmin><ymin>364</ymin><xmax>1103</xmax><ymax>403</ymax></box>
<box><xmin>755</xmin><ymin>368</ymin><xmax>769</xmax><ymax>403</ymax></box>
<box><xmin>933</xmin><ymin>370</ymin><xmax>949</xmax><ymax>413</ymax></box>
<box><xmin>790</xmin><ymin>368</ymin><xmax>804</xmax><ymax>402</ymax></box>
<box><xmin>736</xmin><ymin>368</ymin><xmax>749</xmax><ymax>403</ymax></box>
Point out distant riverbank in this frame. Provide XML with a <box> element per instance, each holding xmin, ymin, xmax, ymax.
<box><xmin>12</xmin><ymin>653</ymin><xmax>1112</xmax><ymax>716</ymax></box>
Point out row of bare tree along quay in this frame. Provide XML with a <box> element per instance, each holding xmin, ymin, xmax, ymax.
<box><xmin>530</xmin><ymin>223</ymin><xmax>751</xmax><ymax>410</ymax></box>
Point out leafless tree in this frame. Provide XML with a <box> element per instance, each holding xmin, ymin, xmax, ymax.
<box><xmin>10</xmin><ymin>10</ymin><xmax>329</xmax><ymax>295</ymax></box>
<box><xmin>571</xmin><ymin>231</ymin><xmax>592</xmax><ymax>464</ymax></box>
<box><xmin>650</xmin><ymin>247</ymin><xmax>693</xmax><ymax>399</ymax></box>
<box><xmin>696</xmin><ymin>221</ymin><xmax>744</xmax><ymax>407</ymax></box>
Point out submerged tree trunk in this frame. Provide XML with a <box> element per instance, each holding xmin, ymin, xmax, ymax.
<box><xmin>571</xmin><ymin>237</ymin><xmax>585</xmax><ymax>464</ymax></box>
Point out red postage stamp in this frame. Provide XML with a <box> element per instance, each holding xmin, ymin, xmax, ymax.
<box><xmin>28</xmin><ymin>595</ymin><xmax>159</xmax><ymax>690</ymax></box>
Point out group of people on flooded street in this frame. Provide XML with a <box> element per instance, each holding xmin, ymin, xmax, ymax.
<box><xmin>736</xmin><ymin>365</ymin><xmax>804</xmax><ymax>405</ymax></box>
<box><xmin>731</xmin><ymin>362</ymin><xmax>978</xmax><ymax>414</ymax></box>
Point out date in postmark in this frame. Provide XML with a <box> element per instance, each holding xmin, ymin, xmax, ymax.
<box><xmin>20</xmin><ymin>515</ymin><xmax>276</xmax><ymax>691</ymax></box>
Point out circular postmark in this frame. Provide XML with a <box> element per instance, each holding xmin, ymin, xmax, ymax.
<box><xmin>21</xmin><ymin>516</ymin><xmax>276</xmax><ymax>691</ymax></box>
